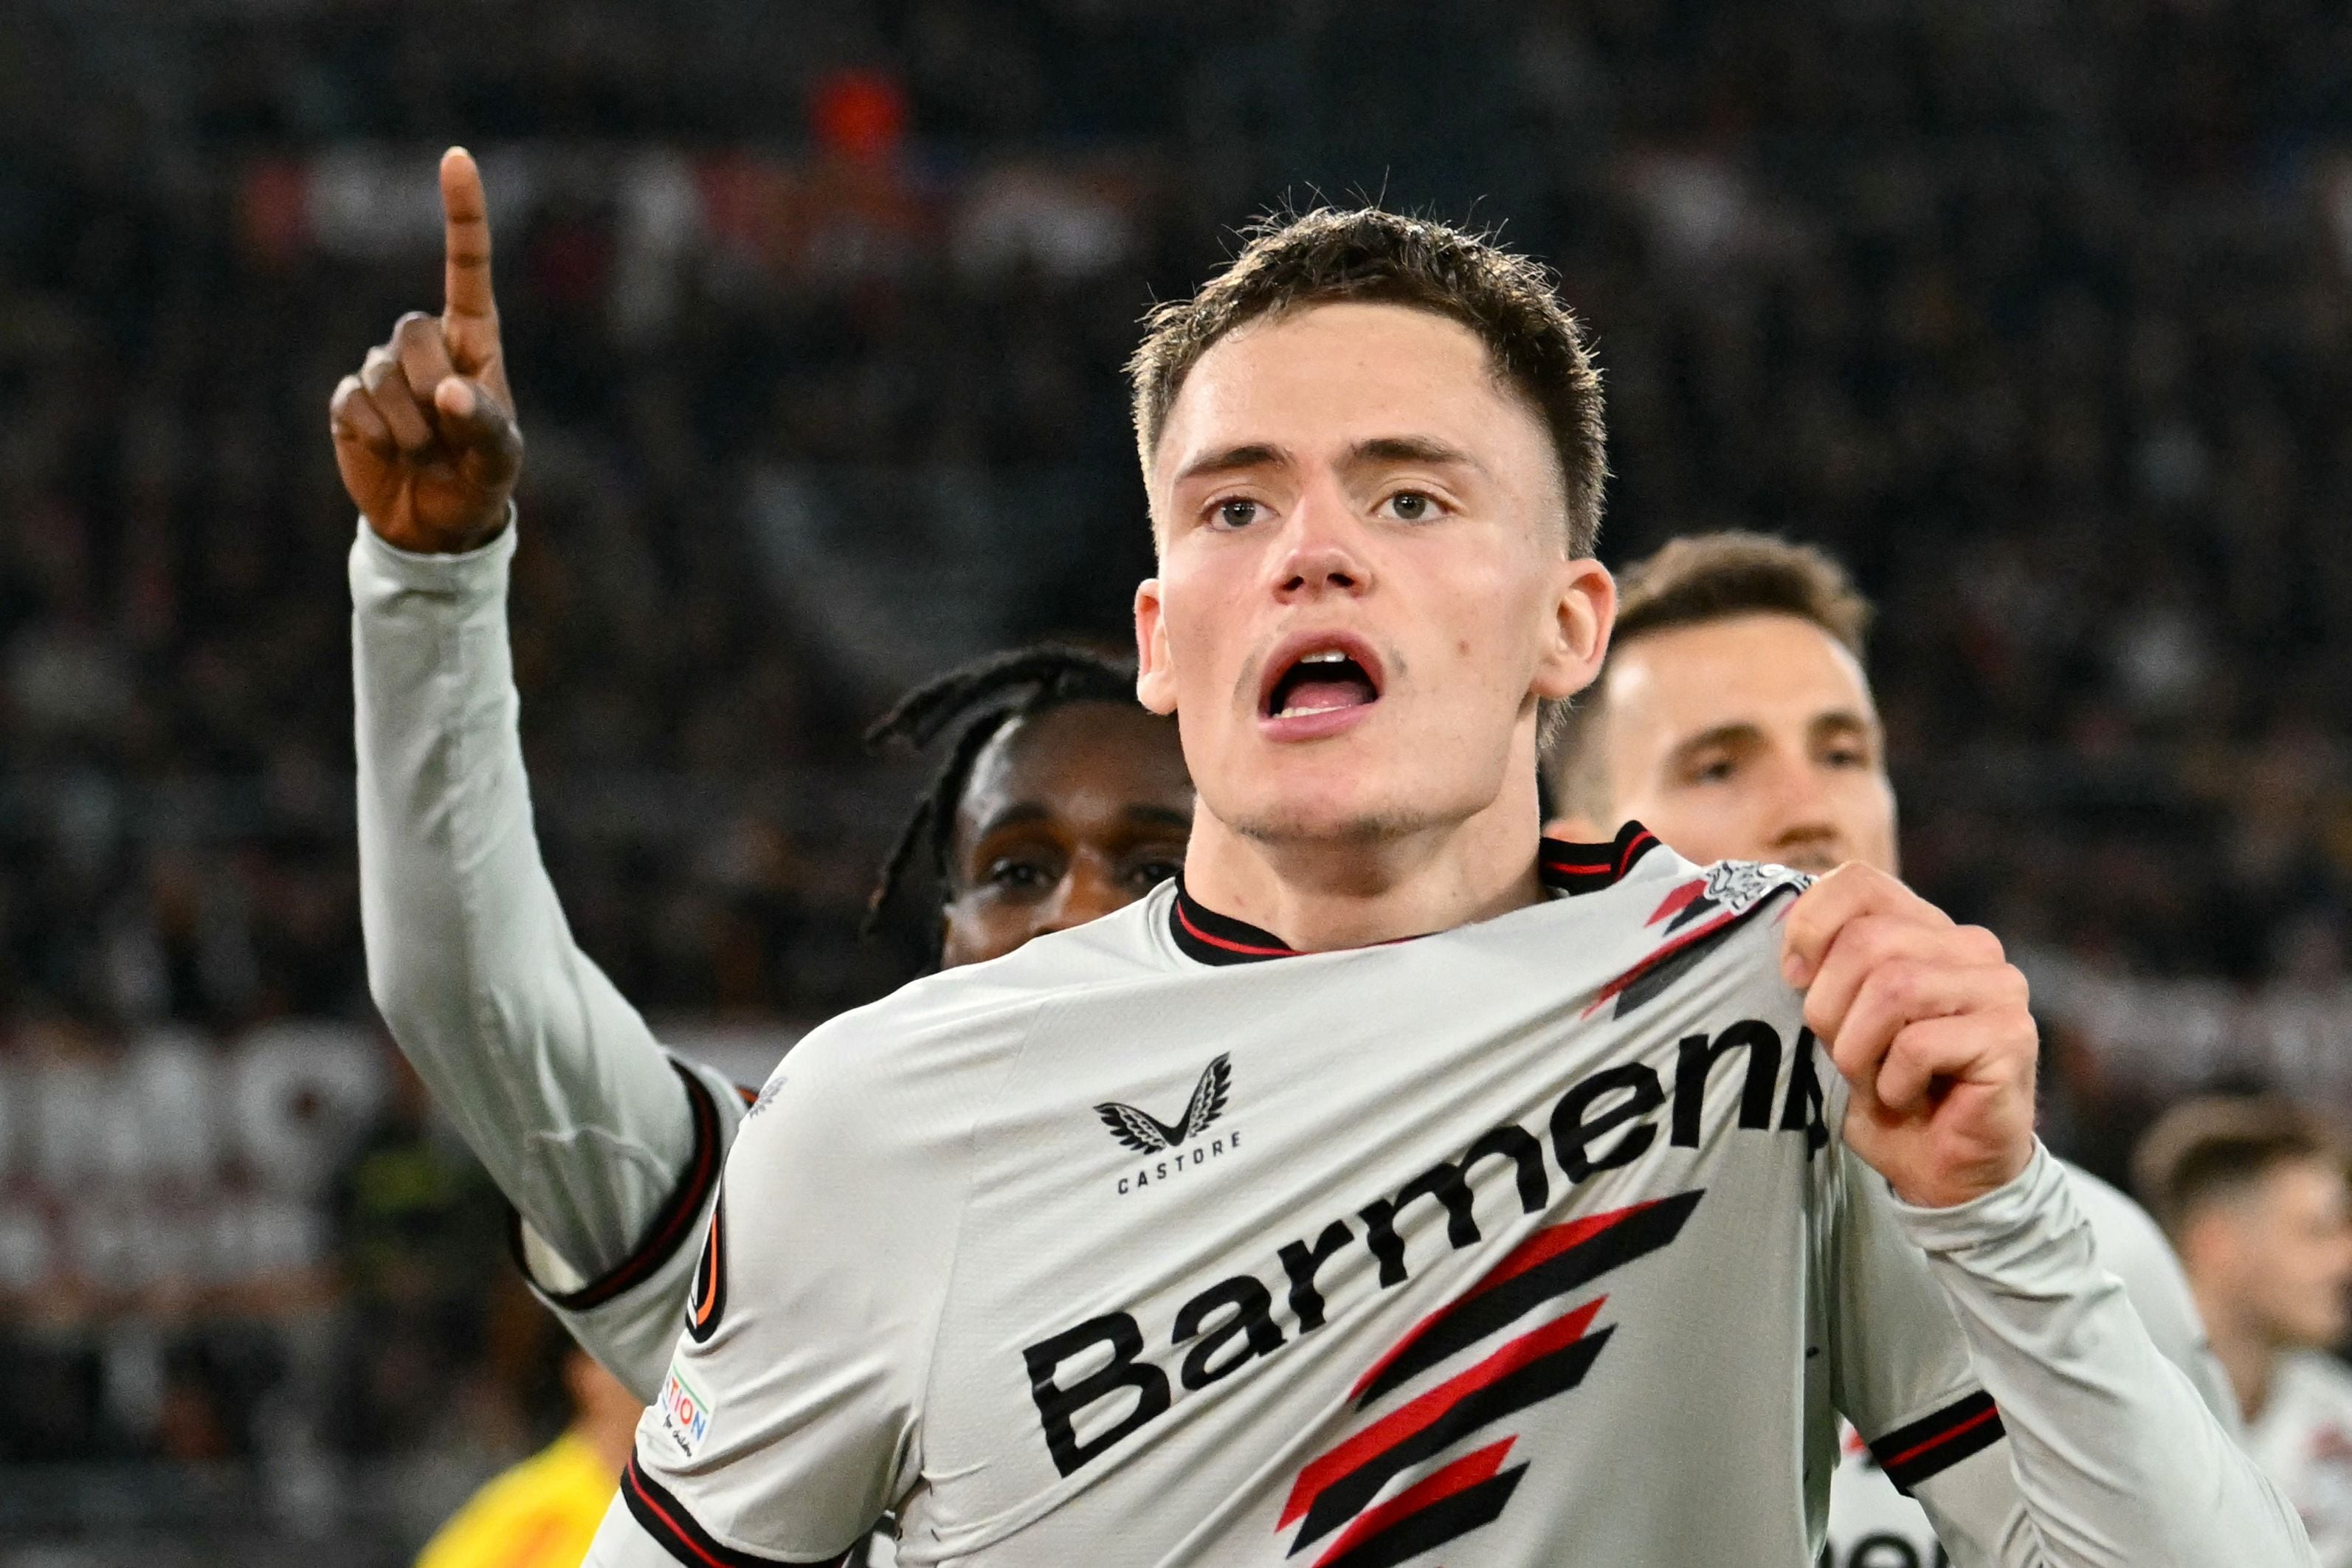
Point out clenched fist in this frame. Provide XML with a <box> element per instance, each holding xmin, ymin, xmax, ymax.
<box><xmin>1780</xmin><ymin>864</ymin><xmax>2039</xmax><ymax>1209</ymax></box>
<box><xmin>329</xmin><ymin>148</ymin><xmax>523</xmax><ymax>554</ymax></box>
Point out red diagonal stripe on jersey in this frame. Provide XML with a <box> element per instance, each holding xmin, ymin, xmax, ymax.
<box><xmin>1281</xmin><ymin>1297</ymin><xmax>1604</xmax><ymax>1530</ymax></box>
<box><xmin>1308</xmin><ymin>1437</ymin><xmax>1518</xmax><ymax>1568</ymax></box>
<box><xmin>1646</xmin><ymin>877</ymin><xmax>1706</xmax><ymax>928</ymax></box>
<box><xmin>1349</xmin><ymin>1202</ymin><xmax>1658</xmax><ymax>1403</ymax></box>
<box><xmin>1580</xmin><ymin>906</ymin><xmax>1740</xmax><ymax>1018</ymax></box>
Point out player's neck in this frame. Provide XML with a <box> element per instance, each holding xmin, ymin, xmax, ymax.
<box><xmin>2198</xmin><ymin>1293</ymin><xmax>2282</xmax><ymax>1424</ymax></box>
<box><xmin>1180</xmin><ymin>773</ymin><xmax>1548</xmax><ymax>952</ymax></box>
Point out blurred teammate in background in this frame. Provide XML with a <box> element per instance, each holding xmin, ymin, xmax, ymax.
<box><xmin>2137</xmin><ymin>1099</ymin><xmax>2352</xmax><ymax>1567</ymax></box>
<box><xmin>1540</xmin><ymin>531</ymin><xmax>2239</xmax><ymax>1567</ymax></box>
<box><xmin>415</xmin><ymin>1348</ymin><xmax>644</xmax><ymax>1568</ymax></box>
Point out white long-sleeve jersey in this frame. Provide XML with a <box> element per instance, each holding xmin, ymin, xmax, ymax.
<box><xmin>1826</xmin><ymin>1159</ymin><xmax>2244</xmax><ymax>1566</ymax></box>
<box><xmin>353</xmin><ymin>519</ymin><xmax>749</xmax><ymax>1402</ymax></box>
<box><xmin>351</xmin><ymin>521</ymin><xmax>2309</xmax><ymax>1567</ymax></box>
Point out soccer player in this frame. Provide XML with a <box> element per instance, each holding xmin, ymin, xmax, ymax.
<box><xmin>2137</xmin><ymin>1099</ymin><xmax>2352</xmax><ymax>1567</ymax></box>
<box><xmin>337</xmin><ymin>153</ymin><xmax>2306</xmax><ymax>1565</ymax></box>
<box><xmin>1539</xmin><ymin>531</ymin><xmax>2241</xmax><ymax>1567</ymax></box>
<box><xmin>415</xmin><ymin>1347</ymin><xmax>645</xmax><ymax>1568</ymax></box>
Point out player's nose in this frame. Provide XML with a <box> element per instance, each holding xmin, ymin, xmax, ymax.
<box><xmin>1270</xmin><ymin>480</ymin><xmax>1369</xmax><ymax>601</ymax></box>
<box><xmin>1040</xmin><ymin>860</ymin><xmax>1130</xmax><ymax>934</ymax></box>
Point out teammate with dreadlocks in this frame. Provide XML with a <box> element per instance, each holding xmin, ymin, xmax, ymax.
<box><xmin>862</xmin><ymin>645</ymin><xmax>1190</xmax><ymax>970</ymax></box>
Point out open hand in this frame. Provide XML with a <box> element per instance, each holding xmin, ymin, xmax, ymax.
<box><xmin>328</xmin><ymin>148</ymin><xmax>523</xmax><ymax>553</ymax></box>
<box><xmin>1781</xmin><ymin>864</ymin><xmax>2038</xmax><ymax>1209</ymax></box>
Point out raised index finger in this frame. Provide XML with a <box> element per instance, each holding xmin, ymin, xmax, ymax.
<box><xmin>440</xmin><ymin>147</ymin><xmax>496</xmax><ymax>325</ymax></box>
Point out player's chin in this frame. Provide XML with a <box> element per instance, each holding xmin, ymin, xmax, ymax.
<box><xmin>1227</xmin><ymin>778</ymin><xmax>1438</xmax><ymax>848</ymax></box>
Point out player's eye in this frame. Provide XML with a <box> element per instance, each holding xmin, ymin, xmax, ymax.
<box><xmin>1212</xmin><ymin>498</ymin><xmax>1264</xmax><ymax>530</ymax></box>
<box><xmin>984</xmin><ymin>857</ymin><xmax>1055</xmax><ymax>894</ymax></box>
<box><xmin>1379</xmin><ymin>491</ymin><xmax>1441</xmax><ymax>522</ymax></box>
<box><xmin>1690</xmin><ymin>755</ymin><xmax>1737</xmax><ymax>784</ymax></box>
<box><xmin>1127</xmin><ymin>856</ymin><xmax>1182</xmax><ymax>891</ymax></box>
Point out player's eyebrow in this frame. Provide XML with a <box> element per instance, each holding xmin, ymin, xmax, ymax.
<box><xmin>1341</xmin><ymin>435</ymin><xmax>1489</xmax><ymax>480</ymax></box>
<box><xmin>1665</xmin><ymin>722</ymin><xmax>1765</xmax><ymax>770</ymax></box>
<box><xmin>969</xmin><ymin>801</ymin><xmax>1054</xmax><ymax>843</ymax></box>
<box><xmin>1171</xmin><ymin>443</ymin><xmax>1289</xmax><ymax>488</ymax></box>
<box><xmin>1808</xmin><ymin>709</ymin><xmax>1879</xmax><ymax>743</ymax></box>
<box><xmin>1122</xmin><ymin>804</ymin><xmax>1193</xmax><ymax>832</ymax></box>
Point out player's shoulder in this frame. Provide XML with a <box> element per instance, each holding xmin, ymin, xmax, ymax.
<box><xmin>2277</xmin><ymin>1348</ymin><xmax>2352</xmax><ymax>1411</ymax></box>
<box><xmin>1523</xmin><ymin>826</ymin><xmax>1814</xmax><ymax>1009</ymax></box>
<box><xmin>1539</xmin><ymin>826</ymin><xmax>1813</xmax><ymax>927</ymax></box>
<box><xmin>749</xmin><ymin>893</ymin><xmax>1172</xmax><ymax>1108</ymax></box>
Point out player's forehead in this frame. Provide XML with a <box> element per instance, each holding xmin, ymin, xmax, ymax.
<box><xmin>1150</xmin><ymin>301</ymin><xmax>1556</xmax><ymax>496</ymax></box>
<box><xmin>1606</xmin><ymin>612</ymin><xmax>1877</xmax><ymax>744</ymax></box>
<box><xmin>954</xmin><ymin>704</ymin><xmax>1191</xmax><ymax>845</ymax></box>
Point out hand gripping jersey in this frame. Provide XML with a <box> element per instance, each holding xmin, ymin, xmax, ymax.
<box><xmin>587</xmin><ymin>843</ymin><xmax>2309</xmax><ymax>1568</ymax></box>
<box><xmin>1825</xmin><ymin>1164</ymin><xmax>2244</xmax><ymax>1568</ymax></box>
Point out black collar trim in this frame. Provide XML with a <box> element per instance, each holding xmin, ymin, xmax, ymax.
<box><xmin>1170</xmin><ymin>820</ymin><xmax>1663</xmax><ymax>967</ymax></box>
<box><xmin>1537</xmin><ymin>820</ymin><xmax>1660</xmax><ymax>894</ymax></box>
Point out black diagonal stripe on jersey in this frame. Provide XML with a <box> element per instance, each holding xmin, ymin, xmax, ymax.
<box><xmin>621</xmin><ymin>1457</ymin><xmax>858</xmax><ymax>1568</ymax></box>
<box><xmin>1354</xmin><ymin>1189</ymin><xmax>1703</xmax><ymax>1406</ymax></box>
<box><xmin>1601</xmin><ymin>886</ymin><xmax>1799</xmax><ymax>1021</ymax></box>
<box><xmin>1314</xmin><ymin>1464</ymin><xmax>1528</xmax><ymax>1568</ymax></box>
<box><xmin>1537</xmin><ymin>820</ymin><xmax>1660</xmax><ymax>895</ymax></box>
<box><xmin>1294</xmin><ymin>1323</ymin><xmax>1610</xmax><ymax>1550</ymax></box>
<box><xmin>510</xmin><ymin>1059</ymin><xmax>724</xmax><ymax>1311</ymax></box>
<box><xmin>1869</xmin><ymin>1390</ymin><xmax>2006</xmax><ymax>1496</ymax></box>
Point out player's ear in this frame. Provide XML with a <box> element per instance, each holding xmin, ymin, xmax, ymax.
<box><xmin>1531</xmin><ymin>557</ymin><xmax>1615</xmax><ymax>704</ymax></box>
<box><xmin>1135</xmin><ymin>578</ymin><xmax>1177</xmax><ymax>715</ymax></box>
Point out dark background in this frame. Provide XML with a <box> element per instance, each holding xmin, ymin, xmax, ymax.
<box><xmin>3</xmin><ymin>0</ymin><xmax>2350</xmax><ymax>1561</ymax></box>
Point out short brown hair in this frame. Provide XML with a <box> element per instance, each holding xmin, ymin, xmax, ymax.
<box><xmin>2133</xmin><ymin>1096</ymin><xmax>2342</xmax><ymax>1243</ymax></box>
<box><xmin>1126</xmin><ymin>207</ymin><xmax>1607</xmax><ymax>556</ymax></box>
<box><xmin>1543</xmin><ymin>532</ymin><xmax>1874</xmax><ymax>821</ymax></box>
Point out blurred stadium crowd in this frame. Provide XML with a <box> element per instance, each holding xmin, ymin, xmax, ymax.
<box><xmin>5</xmin><ymin>0</ymin><xmax>2352</xmax><ymax>1561</ymax></box>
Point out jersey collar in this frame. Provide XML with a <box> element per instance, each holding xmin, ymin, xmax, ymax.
<box><xmin>1169</xmin><ymin>820</ymin><xmax>1663</xmax><ymax>966</ymax></box>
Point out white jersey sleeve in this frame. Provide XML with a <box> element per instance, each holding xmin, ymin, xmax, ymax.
<box><xmin>1826</xmin><ymin>1160</ymin><xmax>2242</xmax><ymax>1566</ymax></box>
<box><xmin>351</xmin><ymin>518</ymin><xmax>748</xmax><ymax>1398</ymax></box>
<box><xmin>1890</xmin><ymin>1142</ymin><xmax>2314</xmax><ymax>1567</ymax></box>
<box><xmin>2057</xmin><ymin>1163</ymin><xmax>2241</xmax><ymax>1434</ymax></box>
<box><xmin>586</xmin><ymin>1000</ymin><xmax>989</xmax><ymax>1568</ymax></box>
<box><xmin>1821</xmin><ymin>1122</ymin><xmax>2021</xmax><ymax>1568</ymax></box>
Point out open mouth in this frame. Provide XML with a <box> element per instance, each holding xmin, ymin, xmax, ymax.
<box><xmin>1263</xmin><ymin>641</ymin><xmax>1383</xmax><ymax>720</ymax></box>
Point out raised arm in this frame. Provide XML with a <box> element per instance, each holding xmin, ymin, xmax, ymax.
<box><xmin>1791</xmin><ymin>866</ymin><xmax>2311</xmax><ymax>1566</ymax></box>
<box><xmin>337</xmin><ymin>151</ymin><xmax>739</xmax><ymax>1395</ymax></box>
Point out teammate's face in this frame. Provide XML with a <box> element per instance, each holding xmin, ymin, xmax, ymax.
<box><xmin>1134</xmin><ymin>303</ymin><xmax>1610</xmax><ymax>847</ymax></box>
<box><xmin>940</xmin><ymin>701</ymin><xmax>1193</xmax><ymax>968</ymax></box>
<box><xmin>1579</xmin><ymin>613</ymin><xmax>1897</xmax><ymax>876</ymax></box>
<box><xmin>2201</xmin><ymin>1160</ymin><xmax>2352</xmax><ymax>1349</ymax></box>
